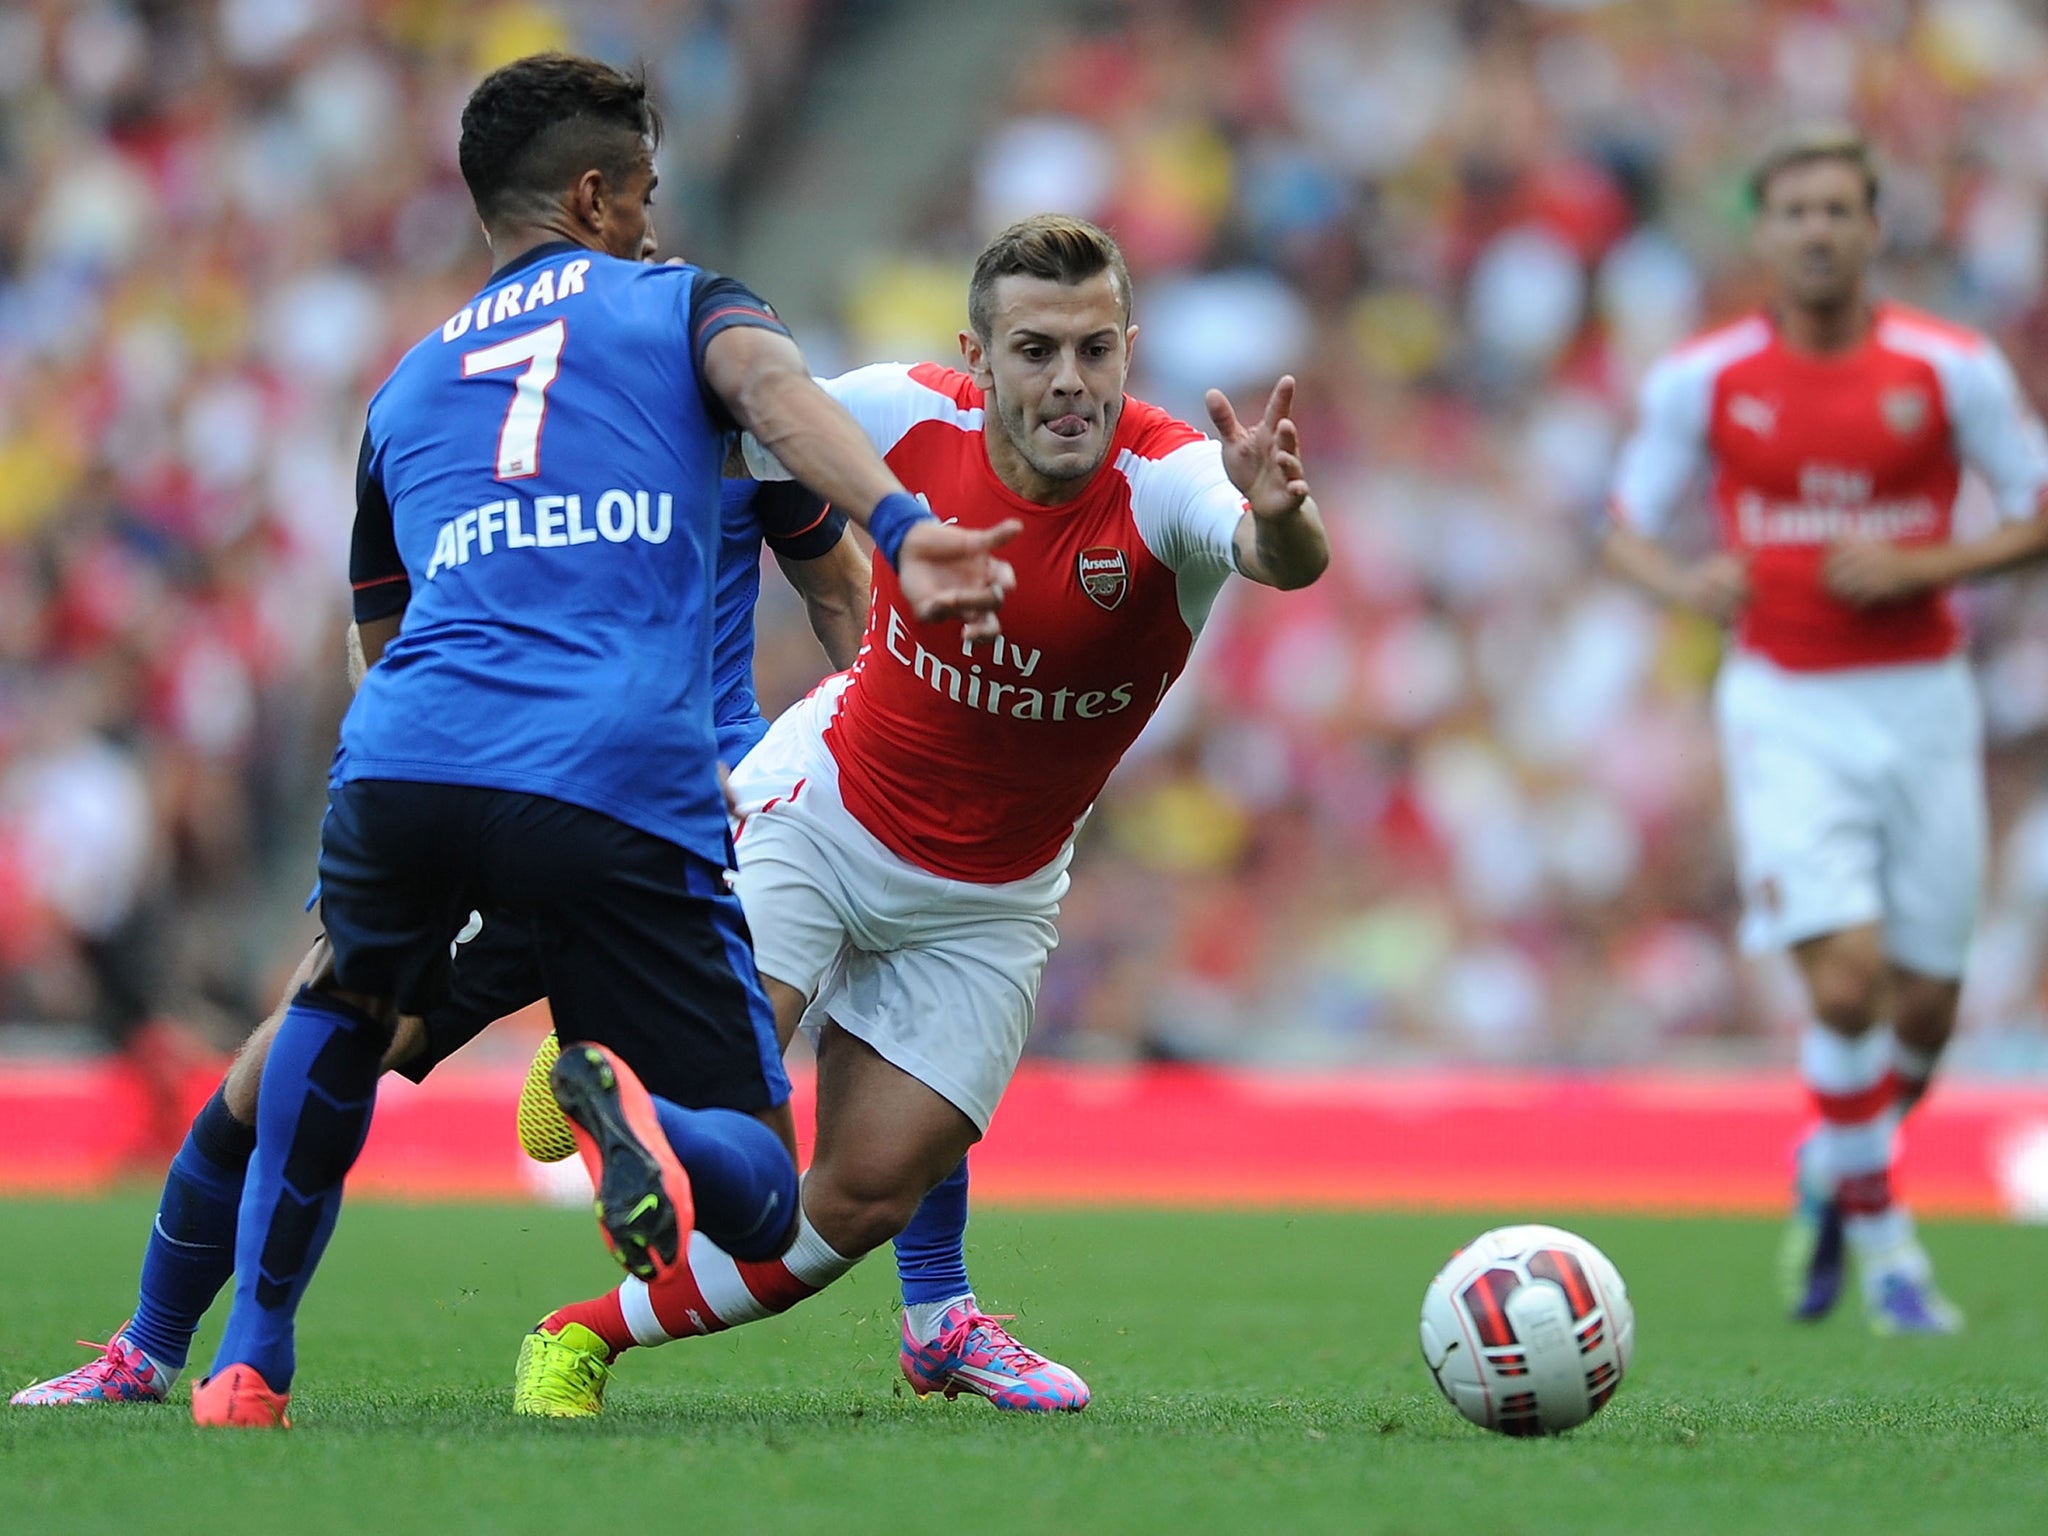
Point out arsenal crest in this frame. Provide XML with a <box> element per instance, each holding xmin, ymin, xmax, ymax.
<box><xmin>1881</xmin><ymin>387</ymin><xmax>1928</xmax><ymax>436</ymax></box>
<box><xmin>1077</xmin><ymin>545</ymin><xmax>1130</xmax><ymax>610</ymax></box>
<box><xmin>1727</xmin><ymin>393</ymin><xmax>1777</xmax><ymax>438</ymax></box>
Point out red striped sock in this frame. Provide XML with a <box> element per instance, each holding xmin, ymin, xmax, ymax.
<box><xmin>540</xmin><ymin>1290</ymin><xmax>636</xmax><ymax>1360</ymax></box>
<box><xmin>1801</xmin><ymin>1024</ymin><xmax>1907</xmax><ymax>1252</ymax></box>
<box><xmin>617</xmin><ymin>1210</ymin><xmax>856</xmax><ymax>1346</ymax></box>
<box><xmin>644</xmin><ymin>1254</ymin><xmax>822</xmax><ymax>1338</ymax></box>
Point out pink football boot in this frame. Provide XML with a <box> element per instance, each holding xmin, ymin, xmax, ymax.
<box><xmin>900</xmin><ymin>1302</ymin><xmax>1090</xmax><ymax>1412</ymax></box>
<box><xmin>11</xmin><ymin>1325</ymin><xmax>171</xmax><ymax>1406</ymax></box>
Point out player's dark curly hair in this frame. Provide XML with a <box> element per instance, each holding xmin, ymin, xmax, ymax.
<box><xmin>458</xmin><ymin>53</ymin><xmax>662</xmax><ymax>225</ymax></box>
<box><xmin>968</xmin><ymin>214</ymin><xmax>1133</xmax><ymax>340</ymax></box>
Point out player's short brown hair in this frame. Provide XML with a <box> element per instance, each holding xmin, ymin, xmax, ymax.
<box><xmin>1748</xmin><ymin>126</ymin><xmax>1880</xmax><ymax>213</ymax></box>
<box><xmin>968</xmin><ymin>215</ymin><xmax>1133</xmax><ymax>340</ymax></box>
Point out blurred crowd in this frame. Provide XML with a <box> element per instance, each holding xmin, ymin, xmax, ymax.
<box><xmin>818</xmin><ymin>0</ymin><xmax>2048</xmax><ymax>1070</ymax></box>
<box><xmin>9</xmin><ymin>0</ymin><xmax>2048</xmax><ymax>1077</ymax></box>
<box><xmin>0</xmin><ymin>0</ymin><xmax>817</xmax><ymax>1060</ymax></box>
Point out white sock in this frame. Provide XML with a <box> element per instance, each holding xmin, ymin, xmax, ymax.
<box><xmin>112</xmin><ymin>1324</ymin><xmax>180</xmax><ymax>1391</ymax></box>
<box><xmin>783</xmin><ymin>1206</ymin><xmax>859</xmax><ymax>1288</ymax></box>
<box><xmin>904</xmin><ymin>1292</ymin><xmax>975</xmax><ymax>1345</ymax></box>
<box><xmin>1848</xmin><ymin>1209</ymin><xmax>1928</xmax><ymax>1298</ymax></box>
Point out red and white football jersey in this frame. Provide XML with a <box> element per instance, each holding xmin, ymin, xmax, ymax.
<box><xmin>797</xmin><ymin>362</ymin><xmax>1245</xmax><ymax>882</ymax></box>
<box><xmin>1609</xmin><ymin>304</ymin><xmax>2048</xmax><ymax>670</ymax></box>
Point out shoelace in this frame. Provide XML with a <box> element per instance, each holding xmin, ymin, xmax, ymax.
<box><xmin>544</xmin><ymin>1336</ymin><xmax>606</xmax><ymax>1390</ymax></box>
<box><xmin>946</xmin><ymin>1311</ymin><xmax>1051</xmax><ymax>1373</ymax></box>
<box><xmin>75</xmin><ymin>1337</ymin><xmax>134</xmax><ymax>1368</ymax></box>
<box><xmin>41</xmin><ymin>1336</ymin><xmax>142</xmax><ymax>1388</ymax></box>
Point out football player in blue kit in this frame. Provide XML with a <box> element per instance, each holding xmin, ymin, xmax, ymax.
<box><xmin>156</xmin><ymin>52</ymin><xmax>1013</xmax><ymax>1428</ymax></box>
<box><xmin>8</xmin><ymin>473</ymin><xmax>866</xmax><ymax>1415</ymax></box>
<box><xmin>14</xmin><ymin>471</ymin><xmax>1024</xmax><ymax>1419</ymax></box>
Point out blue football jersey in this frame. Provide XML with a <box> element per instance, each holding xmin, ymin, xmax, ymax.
<box><xmin>340</xmin><ymin>241</ymin><xmax>789</xmax><ymax>864</ymax></box>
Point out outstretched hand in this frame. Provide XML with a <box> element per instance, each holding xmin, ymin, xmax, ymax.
<box><xmin>1208</xmin><ymin>376</ymin><xmax>1312</xmax><ymax>520</ymax></box>
<box><xmin>896</xmin><ymin>517</ymin><xmax>1023</xmax><ymax>644</ymax></box>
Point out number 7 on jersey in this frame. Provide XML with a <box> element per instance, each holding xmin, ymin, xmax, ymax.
<box><xmin>462</xmin><ymin>320</ymin><xmax>565</xmax><ymax>480</ymax></box>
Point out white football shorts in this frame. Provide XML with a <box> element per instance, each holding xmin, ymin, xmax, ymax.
<box><xmin>725</xmin><ymin>675</ymin><xmax>1068</xmax><ymax>1133</ymax></box>
<box><xmin>1713</xmin><ymin>649</ymin><xmax>1985</xmax><ymax>979</ymax></box>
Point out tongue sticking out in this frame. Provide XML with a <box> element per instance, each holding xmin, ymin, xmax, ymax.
<box><xmin>1047</xmin><ymin>415</ymin><xmax>1089</xmax><ymax>439</ymax></box>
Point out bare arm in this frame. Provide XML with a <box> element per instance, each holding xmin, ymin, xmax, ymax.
<box><xmin>1824</xmin><ymin>510</ymin><xmax>2048</xmax><ymax>607</ymax></box>
<box><xmin>775</xmin><ymin>534</ymin><xmax>872</xmax><ymax>672</ymax></box>
<box><xmin>1600</xmin><ymin>524</ymin><xmax>1749</xmax><ymax>623</ymax></box>
<box><xmin>702</xmin><ymin>326</ymin><xmax>1019</xmax><ymax>639</ymax></box>
<box><xmin>348</xmin><ymin>614</ymin><xmax>404</xmax><ymax>688</ymax></box>
<box><xmin>1211</xmin><ymin>377</ymin><xmax>1329</xmax><ymax>591</ymax></box>
<box><xmin>704</xmin><ymin>327</ymin><xmax>906</xmax><ymax>519</ymax></box>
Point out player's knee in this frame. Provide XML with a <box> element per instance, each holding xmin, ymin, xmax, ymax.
<box><xmin>1808</xmin><ymin>960</ymin><xmax>1883</xmax><ymax>1033</ymax></box>
<box><xmin>1798</xmin><ymin>933</ymin><xmax>1885</xmax><ymax>1032</ymax></box>
<box><xmin>803</xmin><ymin>1164</ymin><xmax>923</xmax><ymax>1257</ymax></box>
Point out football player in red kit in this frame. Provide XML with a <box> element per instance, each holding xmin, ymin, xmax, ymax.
<box><xmin>517</xmin><ymin>214</ymin><xmax>1328</xmax><ymax>1412</ymax></box>
<box><xmin>1604</xmin><ymin>129</ymin><xmax>2048</xmax><ymax>1333</ymax></box>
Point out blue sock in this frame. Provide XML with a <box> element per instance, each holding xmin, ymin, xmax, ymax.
<box><xmin>126</xmin><ymin>1086</ymin><xmax>255</xmax><ymax>1373</ymax></box>
<box><xmin>209</xmin><ymin>990</ymin><xmax>384</xmax><ymax>1391</ymax></box>
<box><xmin>651</xmin><ymin>1095</ymin><xmax>797</xmax><ymax>1262</ymax></box>
<box><xmin>895</xmin><ymin>1158</ymin><xmax>971</xmax><ymax>1305</ymax></box>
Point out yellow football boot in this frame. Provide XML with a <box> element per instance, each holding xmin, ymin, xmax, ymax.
<box><xmin>512</xmin><ymin>1322</ymin><xmax>611</xmax><ymax>1418</ymax></box>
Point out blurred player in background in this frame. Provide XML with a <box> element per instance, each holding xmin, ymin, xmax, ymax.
<box><xmin>514</xmin><ymin>214</ymin><xmax>1328</xmax><ymax>1415</ymax></box>
<box><xmin>1602</xmin><ymin>129</ymin><xmax>2048</xmax><ymax>1334</ymax></box>
<box><xmin>8</xmin><ymin>474</ymin><xmax>865</xmax><ymax>1411</ymax></box>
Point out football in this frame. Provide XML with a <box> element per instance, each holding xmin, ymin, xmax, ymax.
<box><xmin>1419</xmin><ymin>1224</ymin><xmax>1634</xmax><ymax>1436</ymax></box>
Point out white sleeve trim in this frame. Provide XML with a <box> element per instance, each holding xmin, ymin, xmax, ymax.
<box><xmin>1607</xmin><ymin>336</ymin><xmax>1735</xmax><ymax>537</ymax></box>
<box><xmin>1117</xmin><ymin>439</ymin><xmax>1243</xmax><ymax>572</ymax></box>
<box><xmin>1882</xmin><ymin>319</ymin><xmax>2048</xmax><ymax>521</ymax></box>
<box><xmin>740</xmin><ymin>363</ymin><xmax>983</xmax><ymax>481</ymax></box>
<box><xmin>1115</xmin><ymin>438</ymin><xmax>1243</xmax><ymax>638</ymax></box>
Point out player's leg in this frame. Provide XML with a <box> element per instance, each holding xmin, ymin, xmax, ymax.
<box><xmin>1888</xmin><ymin>968</ymin><xmax>1960</xmax><ymax>1117</ymax></box>
<box><xmin>894</xmin><ymin>1157</ymin><xmax>973</xmax><ymax>1342</ymax></box>
<box><xmin>1848</xmin><ymin>673</ymin><xmax>1983</xmax><ymax>1332</ymax></box>
<box><xmin>600</xmin><ymin>1017</ymin><xmax>974</xmax><ymax>1336</ymax></box>
<box><xmin>1792</xmin><ymin>929</ymin><xmax>1959</xmax><ymax>1332</ymax></box>
<box><xmin>1716</xmin><ymin>656</ymin><xmax>1883</xmax><ymax>1323</ymax></box>
<box><xmin>1790</xmin><ymin>926</ymin><xmax>1905</xmax><ymax>1287</ymax></box>
<box><xmin>520</xmin><ymin>967</ymin><xmax>815</xmax><ymax>1407</ymax></box>
<box><xmin>7</xmin><ymin>1070</ymin><xmax>255</xmax><ymax>1406</ymax></box>
<box><xmin>806</xmin><ymin>1026</ymin><xmax>1085</xmax><ymax>1410</ymax></box>
<box><xmin>521</xmin><ymin>704</ymin><xmax>1076</xmax><ymax>1411</ymax></box>
<box><xmin>12</xmin><ymin>941</ymin><xmax>320</xmax><ymax>1407</ymax></box>
<box><xmin>603</xmin><ymin>921</ymin><xmax>1088</xmax><ymax>1410</ymax></box>
<box><xmin>497</xmin><ymin>795</ymin><xmax>795</xmax><ymax>1344</ymax></box>
<box><xmin>18</xmin><ymin>903</ymin><xmax>521</xmax><ymax>1411</ymax></box>
<box><xmin>198</xmin><ymin>780</ymin><xmax>473</xmax><ymax>1425</ymax></box>
<box><xmin>517</xmin><ymin>994</ymin><xmax>986</xmax><ymax>1364</ymax></box>
<box><xmin>1879</xmin><ymin>668</ymin><xmax>1986</xmax><ymax>1126</ymax></box>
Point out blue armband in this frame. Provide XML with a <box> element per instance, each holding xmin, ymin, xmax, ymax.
<box><xmin>867</xmin><ymin>492</ymin><xmax>936</xmax><ymax>570</ymax></box>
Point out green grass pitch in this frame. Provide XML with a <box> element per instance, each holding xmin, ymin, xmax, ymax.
<box><xmin>2</xmin><ymin>1198</ymin><xmax>2044</xmax><ymax>1535</ymax></box>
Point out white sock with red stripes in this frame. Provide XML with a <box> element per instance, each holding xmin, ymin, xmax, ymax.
<box><xmin>1801</xmin><ymin>1023</ymin><xmax>1921</xmax><ymax>1276</ymax></box>
<box><xmin>615</xmin><ymin>1200</ymin><xmax>858</xmax><ymax>1347</ymax></box>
